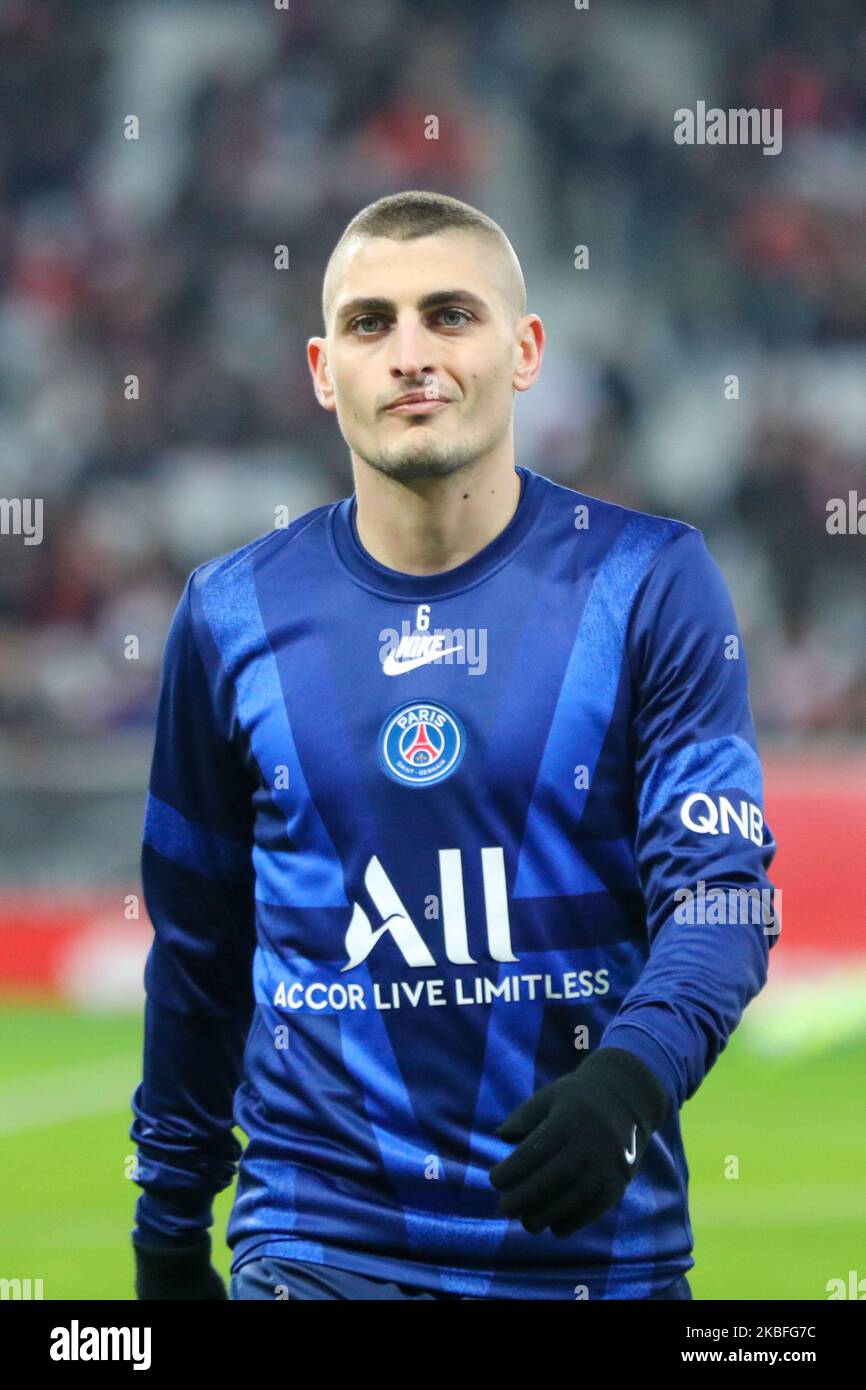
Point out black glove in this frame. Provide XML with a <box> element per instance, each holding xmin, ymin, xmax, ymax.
<box><xmin>489</xmin><ymin>1046</ymin><xmax>670</xmax><ymax>1238</ymax></box>
<box><xmin>133</xmin><ymin>1233</ymin><xmax>227</xmax><ymax>1300</ymax></box>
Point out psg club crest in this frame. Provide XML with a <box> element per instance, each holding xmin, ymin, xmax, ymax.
<box><xmin>378</xmin><ymin>700</ymin><xmax>465</xmax><ymax>788</ymax></box>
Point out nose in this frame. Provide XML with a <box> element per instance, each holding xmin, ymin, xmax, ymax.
<box><xmin>388</xmin><ymin>313</ymin><xmax>436</xmax><ymax>384</ymax></box>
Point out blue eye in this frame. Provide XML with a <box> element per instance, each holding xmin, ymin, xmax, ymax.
<box><xmin>439</xmin><ymin>307</ymin><xmax>471</xmax><ymax>327</ymax></box>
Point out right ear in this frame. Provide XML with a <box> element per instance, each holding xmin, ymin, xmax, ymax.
<box><xmin>307</xmin><ymin>337</ymin><xmax>336</xmax><ymax>410</ymax></box>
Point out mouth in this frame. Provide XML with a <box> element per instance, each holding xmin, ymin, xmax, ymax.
<box><xmin>385</xmin><ymin>396</ymin><xmax>452</xmax><ymax>416</ymax></box>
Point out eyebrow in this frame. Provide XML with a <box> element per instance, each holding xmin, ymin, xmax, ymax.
<box><xmin>335</xmin><ymin>289</ymin><xmax>490</xmax><ymax>327</ymax></box>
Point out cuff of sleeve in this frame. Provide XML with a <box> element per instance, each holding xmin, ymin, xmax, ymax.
<box><xmin>596</xmin><ymin>1024</ymin><xmax>682</xmax><ymax>1113</ymax></box>
<box><xmin>133</xmin><ymin>1189</ymin><xmax>215</xmax><ymax>1248</ymax></box>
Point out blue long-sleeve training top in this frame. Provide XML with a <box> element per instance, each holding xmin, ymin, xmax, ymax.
<box><xmin>129</xmin><ymin>464</ymin><xmax>778</xmax><ymax>1299</ymax></box>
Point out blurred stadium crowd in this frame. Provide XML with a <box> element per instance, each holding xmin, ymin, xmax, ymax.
<box><xmin>1</xmin><ymin>0</ymin><xmax>864</xmax><ymax>742</ymax></box>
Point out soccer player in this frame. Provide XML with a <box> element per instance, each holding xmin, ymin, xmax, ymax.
<box><xmin>130</xmin><ymin>190</ymin><xmax>778</xmax><ymax>1301</ymax></box>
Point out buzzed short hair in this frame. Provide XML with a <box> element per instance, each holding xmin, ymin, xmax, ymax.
<box><xmin>321</xmin><ymin>190</ymin><xmax>527</xmax><ymax>332</ymax></box>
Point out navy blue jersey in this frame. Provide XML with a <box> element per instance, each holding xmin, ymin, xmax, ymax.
<box><xmin>130</xmin><ymin>465</ymin><xmax>778</xmax><ymax>1299</ymax></box>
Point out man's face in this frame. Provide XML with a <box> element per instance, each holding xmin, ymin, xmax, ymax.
<box><xmin>309</xmin><ymin>232</ymin><xmax>537</xmax><ymax>483</ymax></box>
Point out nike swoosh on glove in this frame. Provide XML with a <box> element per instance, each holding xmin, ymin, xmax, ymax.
<box><xmin>133</xmin><ymin>1233</ymin><xmax>228</xmax><ymax>1300</ymax></box>
<box><xmin>488</xmin><ymin>1046</ymin><xmax>671</xmax><ymax>1238</ymax></box>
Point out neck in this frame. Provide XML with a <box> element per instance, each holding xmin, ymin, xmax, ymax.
<box><xmin>351</xmin><ymin>442</ymin><xmax>521</xmax><ymax>577</ymax></box>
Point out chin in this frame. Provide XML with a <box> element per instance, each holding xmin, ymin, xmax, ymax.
<box><xmin>392</xmin><ymin>458</ymin><xmax>461</xmax><ymax>481</ymax></box>
<box><xmin>371</xmin><ymin>449</ymin><xmax>474</xmax><ymax>483</ymax></box>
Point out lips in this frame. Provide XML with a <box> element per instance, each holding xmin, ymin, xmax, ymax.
<box><xmin>386</xmin><ymin>391</ymin><xmax>451</xmax><ymax>410</ymax></box>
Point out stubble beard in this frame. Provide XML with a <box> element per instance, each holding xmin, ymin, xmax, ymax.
<box><xmin>358</xmin><ymin>438</ymin><xmax>479</xmax><ymax>483</ymax></box>
<box><xmin>355</xmin><ymin>409</ymin><xmax>508</xmax><ymax>484</ymax></box>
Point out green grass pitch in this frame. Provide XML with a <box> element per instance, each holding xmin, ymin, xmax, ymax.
<box><xmin>0</xmin><ymin>1003</ymin><xmax>863</xmax><ymax>1300</ymax></box>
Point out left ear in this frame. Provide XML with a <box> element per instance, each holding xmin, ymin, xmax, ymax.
<box><xmin>513</xmin><ymin>314</ymin><xmax>545</xmax><ymax>394</ymax></box>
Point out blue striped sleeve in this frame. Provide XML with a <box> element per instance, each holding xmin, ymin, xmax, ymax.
<box><xmin>130</xmin><ymin>570</ymin><xmax>257</xmax><ymax>1247</ymax></box>
<box><xmin>600</xmin><ymin>528</ymin><xmax>779</xmax><ymax>1110</ymax></box>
